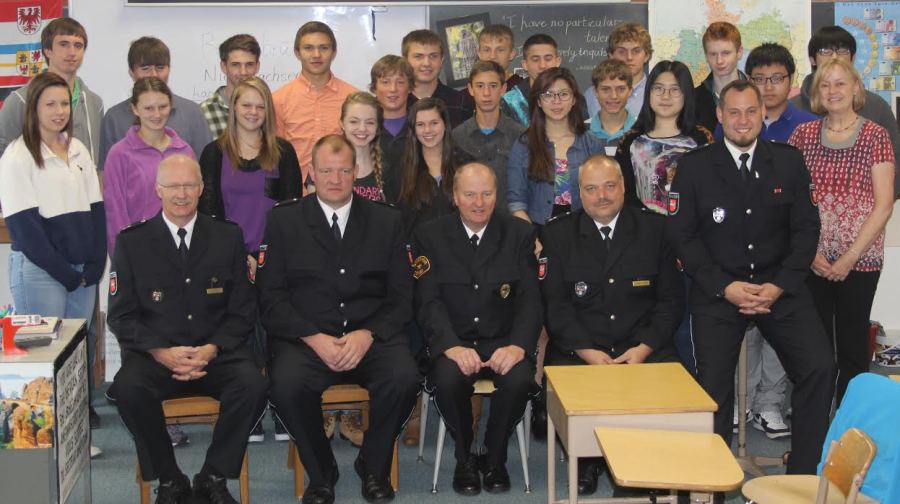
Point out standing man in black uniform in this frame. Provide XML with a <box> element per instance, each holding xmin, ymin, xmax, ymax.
<box><xmin>666</xmin><ymin>80</ymin><xmax>834</xmax><ymax>474</ymax></box>
<box><xmin>258</xmin><ymin>135</ymin><xmax>420</xmax><ymax>504</ymax></box>
<box><xmin>541</xmin><ymin>154</ymin><xmax>684</xmax><ymax>495</ymax></box>
<box><xmin>413</xmin><ymin>162</ymin><xmax>541</xmax><ymax>496</ymax></box>
<box><xmin>107</xmin><ymin>154</ymin><xmax>268</xmax><ymax>504</ymax></box>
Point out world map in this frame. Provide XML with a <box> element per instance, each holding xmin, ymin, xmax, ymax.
<box><xmin>649</xmin><ymin>0</ymin><xmax>811</xmax><ymax>87</ymax></box>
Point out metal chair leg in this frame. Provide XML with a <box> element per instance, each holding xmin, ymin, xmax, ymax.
<box><xmin>432</xmin><ymin>418</ymin><xmax>447</xmax><ymax>493</ymax></box>
<box><xmin>418</xmin><ymin>391</ymin><xmax>429</xmax><ymax>462</ymax></box>
<box><xmin>524</xmin><ymin>399</ymin><xmax>532</xmax><ymax>458</ymax></box>
<box><xmin>516</xmin><ymin>416</ymin><xmax>531</xmax><ymax>493</ymax></box>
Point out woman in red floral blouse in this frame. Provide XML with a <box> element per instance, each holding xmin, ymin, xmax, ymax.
<box><xmin>788</xmin><ymin>58</ymin><xmax>894</xmax><ymax>403</ymax></box>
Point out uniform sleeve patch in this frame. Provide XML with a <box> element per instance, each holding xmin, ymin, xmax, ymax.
<box><xmin>412</xmin><ymin>256</ymin><xmax>431</xmax><ymax>279</ymax></box>
<box><xmin>109</xmin><ymin>272</ymin><xmax>118</xmax><ymax>296</ymax></box>
<box><xmin>668</xmin><ymin>192</ymin><xmax>680</xmax><ymax>215</ymax></box>
<box><xmin>809</xmin><ymin>183</ymin><xmax>818</xmax><ymax>206</ymax></box>
<box><xmin>538</xmin><ymin>257</ymin><xmax>548</xmax><ymax>280</ymax></box>
<box><xmin>257</xmin><ymin>244</ymin><xmax>267</xmax><ymax>268</ymax></box>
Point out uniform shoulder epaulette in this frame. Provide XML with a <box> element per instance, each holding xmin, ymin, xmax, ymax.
<box><xmin>546</xmin><ymin>210</ymin><xmax>574</xmax><ymax>225</ymax></box>
<box><xmin>273</xmin><ymin>197</ymin><xmax>301</xmax><ymax>208</ymax></box>
<box><xmin>209</xmin><ymin>214</ymin><xmax>239</xmax><ymax>225</ymax></box>
<box><xmin>119</xmin><ymin>219</ymin><xmax>149</xmax><ymax>233</ymax></box>
<box><xmin>369</xmin><ymin>199</ymin><xmax>400</xmax><ymax>211</ymax></box>
<box><xmin>767</xmin><ymin>139</ymin><xmax>796</xmax><ymax>148</ymax></box>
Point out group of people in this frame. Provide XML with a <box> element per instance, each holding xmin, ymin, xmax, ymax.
<box><xmin>0</xmin><ymin>14</ymin><xmax>896</xmax><ymax>504</ymax></box>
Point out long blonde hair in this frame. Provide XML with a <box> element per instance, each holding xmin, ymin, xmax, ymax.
<box><xmin>220</xmin><ymin>76</ymin><xmax>280</xmax><ymax>172</ymax></box>
<box><xmin>340</xmin><ymin>92</ymin><xmax>385</xmax><ymax>195</ymax></box>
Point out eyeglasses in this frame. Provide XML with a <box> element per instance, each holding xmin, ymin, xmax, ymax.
<box><xmin>817</xmin><ymin>47</ymin><xmax>852</xmax><ymax>56</ymax></box>
<box><xmin>539</xmin><ymin>90</ymin><xmax>573</xmax><ymax>102</ymax></box>
<box><xmin>650</xmin><ymin>85</ymin><xmax>683</xmax><ymax>98</ymax></box>
<box><xmin>157</xmin><ymin>182</ymin><xmax>202</xmax><ymax>191</ymax></box>
<box><xmin>750</xmin><ymin>73</ymin><xmax>790</xmax><ymax>86</ymax></box>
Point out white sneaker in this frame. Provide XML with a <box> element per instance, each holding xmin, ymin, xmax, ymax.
<box><xmin>90</xmin><ymin>445</ymin><xmax>103</xmax><ymax>458</ymax></box>
<box><xmin>752</xmin><ymin>410</ymin><xmax>791</xmax><ymax>439</ymax></box>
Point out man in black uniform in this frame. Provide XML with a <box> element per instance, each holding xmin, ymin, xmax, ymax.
<box><xmin>258</xmin><ymin>135</ymin><xmax>420</xmax><ymax>504</ymax></box>
<box><xmin>107</xmin><ymin>154</ymin><xmax>267</xmax><ymax>504</ymax></box>
<box><xmin>413</xmin><ymin>162</ymin><xmax>541</xmax><ymax>496</ymax></box>
<box><xmin>666</xmin><ymin>80</ymin><xmax>834</xmax><ymax>474</ymax></box>
<box><xmin>541</xmin><ymin>154</ymin><xmax>684</xmax><ymax>494</ymax></box>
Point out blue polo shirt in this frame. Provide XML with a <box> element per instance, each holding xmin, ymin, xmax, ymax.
<box><xmin>714</xmin><ymin>101</ymin><xmax>818</xmax><ymax>142</ymax></box>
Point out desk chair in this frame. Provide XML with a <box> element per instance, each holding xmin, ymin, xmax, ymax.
<box><xmin>736</xmin><ymin>336</ymin><xmax>784</xmax><ymax>476</ymax></box>
<box><xmin>418</xmin><ymin>379</ymin><xmax>532</xmax><ymax>493</ymax></box>
<box><xmin>136</xmin><ymin>396</ymin><xmax>249</xmax><ymax>504</ymax></box>
<box><xmin>742</xmin><ymin>427</ymin><xmax>876</xmax><ymax>504</ymax></box>
<box><xmin>285</xmin><ymin>384</ymin><xmax>399</xmax><ymax>498</ymax></box>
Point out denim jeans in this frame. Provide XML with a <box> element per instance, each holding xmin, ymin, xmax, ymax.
<box><xmin>9</xmin><ymin>250</ymin><xmax>97</xmax><ymax>390</ymax></box>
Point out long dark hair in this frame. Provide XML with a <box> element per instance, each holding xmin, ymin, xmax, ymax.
<box><xmin>526</xmin><ymin>67</ymin><xmax>585</xmax><ymax>183</ymax></box>
<box><xmin>23</xmin><ymin>71</ymin><xmax>72</xmax><ymax>168</ymax></box>
<box><xmin>635</xmin><ymin>60</ymin><xmax>697</xmax><ymax>134</ymax></box>
<box><xmin>398</xmin><ymin>97</ymin><xmax>457</xmax><ymax>209</ymax></box>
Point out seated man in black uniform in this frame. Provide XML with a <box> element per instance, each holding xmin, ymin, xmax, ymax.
<box><xmin>413</xmin><ymin>162</ymin><xmax>541</xmax><ymax>495</ymax></box>
<box><xmin>257</xmin><ymin>135</ymin><xmax>420</xmax><ymax>504</ymax></box>
<box><xmin>108</xmin><ymin>154</ymin><xmax>268</xmax><ymax>504</ymax></box>
<box><xmin>541</xmin><ymin>154</ymin><xmax>684</xmax><ymax>495</ymax></box>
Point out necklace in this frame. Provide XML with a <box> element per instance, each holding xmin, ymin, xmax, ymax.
<box><xmin>826</xmin><ymin>115</ymin><xmax>859</xmax><ymax>133</ymax></box>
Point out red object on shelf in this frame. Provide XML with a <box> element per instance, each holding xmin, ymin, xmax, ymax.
<box><xmin>2</xmin><ymin>316</ymin><xmax>27</xmax><ymax>355</ymax></box>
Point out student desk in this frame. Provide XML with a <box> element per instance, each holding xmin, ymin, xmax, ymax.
<box><xmin>594</xmin><ymin>427</ymin><xmax>743</xmax><ymax>503</ymax></box>
<box><xmin>0</xmin><ymin>319</ymin><xmax>90</xmax><ymax>503</ymax></box>
<box><xmin>544</xmin><ymin>363</ymin><xmax>717</xmax><ymax>504</ymax></box>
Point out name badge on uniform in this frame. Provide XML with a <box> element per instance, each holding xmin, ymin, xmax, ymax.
<box><xmin>500</xmin><ymin>283</ymin><xmax>511</xmax><ymax>299</ymax></box>
<box><xmin>574</xmin><ymin>281</ymin><xmax>588</xmax><ymax>297</ymax></box>
<box><xmin>207</xmin><ymin>276</ymin><xmax>224</xmax><ymax>295</ymax></box>
<box><xmin>632</xmin><ymin>279</ymin><xmax>651</xmax><ymax>287</ymax></box>
<box><xmin>152</xmin><ymin>290</ymin><xmax>163</xmax><ymax>302</ymax></box>
<box><xmin>712</xmin><ymin>207</ymin><xmax>726</xmax><ymax>223</ymax></box>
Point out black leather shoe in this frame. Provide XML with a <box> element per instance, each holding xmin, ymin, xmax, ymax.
<box><xmin>354</xmin><ymin>454</ymin><xmax>395</xmax><ymax>503</ymax></box>
<box><xmin>480</xmin><ymin>461</ymin><xmax>510</xmax><ymax>494</ymax></box>
<box><xmin>577</xmin><ymin>459</ymin><xmax>603</xmax><ymax>495</ymax></box>
<box><xmin>532</xmin><ymin>390</ymin><xmax>547</xmax><ymax>440</ymax></box>
<box><xmin>302</xmin><ymin>485</ymin><xmax>335</xmax><ymax>504</ymax></box>
<box><xmin>89</xmin><ymin>406</ymin><xmax>101</xmax><ymax>429</ymax></box>
<box><xmin>452</xmin><ymin>456</ymin><xmax>481</xmax><ymax>495</ymax></box>
<box><xmin>302</xmin><ymin>460</ymin><xmax>339</xmax><ymax>504</ymax></box>
<box><xmin>193</xmin><ymin>473</ymin><xmax>237</xmax><ymax>504</ymax></box>
<box><xmin>155</xmin><ymin>473</ymin><xmax>191</xmax><ymax>504</ymax></box>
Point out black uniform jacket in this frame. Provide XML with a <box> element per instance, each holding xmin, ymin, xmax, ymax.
<box><xmin>413</xmin><ymin>211</ymin><xmax>541</xmax><ymax>359</ymax></box>
<box><xmin>256</xmin><ymin>194</ymin><xmax>412</xmax><ymax>345</ymax></box>
<box><xmin>107</xmin><ymin>212</ymin><xmax>256</xmax><ymax>355</ymax></box>
<box><xmin>541</xmin><ymin>206</ymin><xmax>683</xmax><ymax>356</ymax></box>
<box><xmin>665</xmin><ymin>140</ymin><xmax>820</xmax><ymax>319</ymax></box>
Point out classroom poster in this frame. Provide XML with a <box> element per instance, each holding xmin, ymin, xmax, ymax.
<box><xmin>0</xmin><ymin>0</ymin><xmax>63</xmax><ymax>90</ymax></box>
<box><xmin>0</xmin><ymin>362</ymin><xmax>54</xmax><ymax>450</ymax></box>
<box><xmin>835</xmin><ymin>2</ymin><xmax>900</xmax><ymax>114</ymax></box>
<box><xmin>649</xmin><ymin>0</ymin><xmax>811</xmax><ymax>87</ymax></box>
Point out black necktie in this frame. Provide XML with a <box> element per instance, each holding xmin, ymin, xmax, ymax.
<box><xmin>177</xmin><ymin>228</ymin><xmax>188</xmax><ymax>262</ymax></box>
<box><xmin>331</xmin><ymin>213</ymin><xmax>341</xmax><ymax>243</ymax></box>
<box><xmin>600</xmin><ymin>226</ymin><xmax>612</xmax><ymax>251</ymax></box>
<box><xmin>739</xmin><ymin>153</ymin><xmax>751</xmax><ymax>183</ymax></box>
<box><xmin>470</xmin><ymin>234</ymin><xmax>479</xmax><ymax>249</ymax></box>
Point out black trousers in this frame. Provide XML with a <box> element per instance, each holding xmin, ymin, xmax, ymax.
<box><xmin>692</xmin><ymin>301</ymin><xmax>834</xmax><ymax>474</ymax></box>
<box><xmin>426</xmin><ymin>355</ymin><xmax>534</xmax><ymax>466</ymax></box>
<box><xmin>807</xmin><ymin>270</ymin><xmax>881</xmax><ymax>405</ymax></box>
<box><xmin>269</xmin><ymin>340</ymin><xmax>420</xmax><ymax>485</ymax></box>
<box><xmin>110</xmin><ymin>348</ymin><xmax>268</xmax><ymax>481</ymax></box>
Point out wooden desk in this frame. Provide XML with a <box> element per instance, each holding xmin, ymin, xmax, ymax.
<box><xmin>0</xmin><ymin>319</ymin><xmax>91</xmax><ymax>503</ymax></box>
<box><xmin>594</xmin><ymin>427</ymin><xmax>743</xmax><ymax>503</ymax></box>
<box><xmin>545</xmin><ymin>363</ymin><xmax>717</xmax><ymax>504</ymax></box>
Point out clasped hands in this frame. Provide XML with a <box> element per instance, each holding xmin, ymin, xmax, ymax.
<box><xmin>724</xmin><ymin>281</ymin><xmax>783</xmax><ymax>315</ymax></box>
<box><xmin>811</xmin><ymin>252</ymin><xmax>854</xmax><ymax>282</ymax></box>
<box><xmin>149</xmin><ymin>343</ymin><xmax>219</xmax><ymax>381</ymax></box>
<box><xmin>303</xmin><ymin>329</ymin><xmax>374</xmax><ymax>372</ymax></box>
<box><xmin>445</xmin><ymin>344</ymin><xmax>525</xmax><ymax>376</ymax></box>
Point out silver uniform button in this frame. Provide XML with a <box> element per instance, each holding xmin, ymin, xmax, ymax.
<box><xmin>185</xmin><ymin>278</ymin><xmax>191</xmax><ymax>284</ymax></box>
<box><xmin>474</xmin><ymin>284</ymin><xmax>479</xmax><ymax>290</ymax></box>
<box><xmin>750</xmin><ymin>263</ymin><xmax>755</xmax><ymax>270</ymax></box>
<box><xmin>187</xmin><ymin>314</ymin><xmax>193</xmax><ymax>320</ymax></box>
<box><xmin>746</xmin><ymin>208</ymin><xmax>752</xmax><ymax>215</ymax></box>
<box><xmin>747</xmin><ymin>244</ymin><xmax>754</xmax><ymax>250</ymax></box>
<box><xmin>608</xmin><ymin>278</ymin><xmax>614</xmax><ymax>284</ymax></box>
<box><xmin>339</xmin><ymin>268</ymin><xmax>346</xmax><ymax>274</ymax></box>
<box><xmin>609</xmin><ymin>314</ymin><xmax>616</xmax><ymax>321</ymax></box>
<box><xmin>343</xmin><ymin>320</ymin><xmax>348</xmax><ymax>327</ymax></box>
<box><xmin>340</xmin><ymin>302</ymin><xmax>345</xmax><ymax>308</ymax></box>
<box><xmin>473</xmin><ymin>317</ymin><xmax>480</xmax><ymax>323</ymax></box>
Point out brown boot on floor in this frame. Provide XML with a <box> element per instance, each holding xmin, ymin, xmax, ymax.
<box><xmin>339</xmin><ymin>411</ymin><xmax>364</xmax><ymax>447</ymax></box>
<box><xmin>403</xmin><ymin>396</ymin><xmax>422</xmax><ymax>446</ymax></box>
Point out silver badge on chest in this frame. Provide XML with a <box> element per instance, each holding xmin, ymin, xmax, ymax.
<box><xmin>574</xmin><ymin>281</ymin><xmax>588</xmax><ymax>297</ymax></box>
<box><xmin>712</xmin><ymin>207</ymin><xmax>726</xmax><ymax>224</ymax></box>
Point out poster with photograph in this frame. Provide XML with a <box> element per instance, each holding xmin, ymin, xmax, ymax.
<box><xmin>0</xmin><ymin>362</ymin><xmax>54</xmax><ymax>450</ymax></box>
<box><xmin>837</xmin><ymin>2</ymin><xmax>900</xmax><ymax>103</ymax></box>
<box><xmin>436</xmin><ymin>13</ymin><xmax>490</xmax><ymax>88</ymax></box>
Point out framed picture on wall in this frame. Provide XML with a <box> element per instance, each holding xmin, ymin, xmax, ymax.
<box><xmin>436</xmin><ymin>13</ymin><xmax>490</xmax><ymax>88</ymax></box>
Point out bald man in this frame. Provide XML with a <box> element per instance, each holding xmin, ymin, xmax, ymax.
<box><xmin>413</xmin><ymin>162</ymin><xmax>541</xmax><ymax>495</ymax></box>
<box><xmin>540</xmin><ymin>154</ymin><xmax>683</xmax><ymax>495</ymax></box>
<box><xmin>107</xmin><ymin>155</ymin><xmax>267</xmax><ymax>504</ymax></box>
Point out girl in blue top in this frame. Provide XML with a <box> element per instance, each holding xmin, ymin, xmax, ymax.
<box><xmin>507</xmin><ymin>67</ymin><xmax>604</xmax><ymax>225</ymax></box>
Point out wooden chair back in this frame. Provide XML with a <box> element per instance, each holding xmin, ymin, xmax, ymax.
<box><xmin>817</xmin><ymin>427</ymin><xmax>877</xmax><ymax>504</ymax></box>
